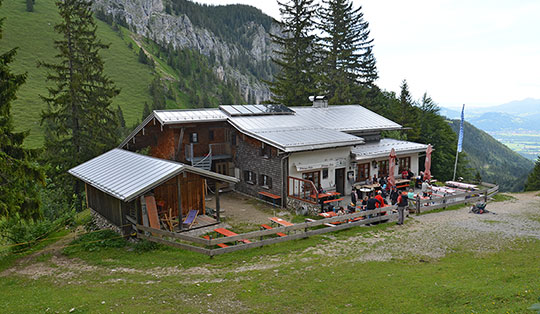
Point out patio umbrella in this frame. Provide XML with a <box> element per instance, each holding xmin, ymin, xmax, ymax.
<box><xmin>424</xmin><ymin>144</ymin><xmax>433</xmax><ymax>181</ymax></box>
<box><xmin>388</xmin><ymin>148</ymin><xmax>397</xmax><ymax>188</ymax></box>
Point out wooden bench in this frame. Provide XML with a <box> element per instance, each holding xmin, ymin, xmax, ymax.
<box><xmin>261</xmin><ymin>224</ymin><xmax>287</xmax><ymax>237</ymax></box>
<box><xmin>323</xmin><ymin>197</ymin><xmax>344</xmax><ymax>204</ymax></box>
<box><xmin>214</xmin><ymin>228</ymin><xmax>252</xmax><ymax>244</ymax></box>
<box><xmin>258</xmin><ymin>191</ymin><xmax>281</xmax><ymax>207</ymax></box>
<box><xmin>202</xmin><ymin>235</ymin><xmax>228</xmax><ymax>248</ymax></box>
<box><xmin>268</xmin><ymin>217</ymin><xmax>294</xmax><ymax>227</ymax></box>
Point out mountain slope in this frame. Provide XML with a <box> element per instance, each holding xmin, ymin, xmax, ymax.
<box><xmin>2</xmin><ymin>0</ymin><xmax>155</xmax><ymax>147</ymax></box>
<box><xmin>448</xmin><ymin>120</ymin><xmax>534</xmax><ymax>192</ymax></box>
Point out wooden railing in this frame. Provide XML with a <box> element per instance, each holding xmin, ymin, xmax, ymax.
<box><xmin>132</xmin><ymin>182</ymin><xmax>500</xmax><ymax>256</ymax></box>
<box><xmin>287</xmin><ymin>176</ymin><xmax>318</xmax><ymax>204</ymax></box>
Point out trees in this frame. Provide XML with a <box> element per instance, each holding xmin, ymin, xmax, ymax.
<box><xmin>318</xmin><ymin>0</ymin><xmax>377</xmax><ymax>104</ymax></box>
<box><xmin>270</xmin><ymin>0</ymin><xmax>319</xmax><ymax>106</ymax></box>
<box><xmin>525</xmin><ymin>156</ymin><xmax>540</xmax><ymax>191</ymax></box>
<box><xmin>40</xmin><ymin>0</ymin><xmax>120</xmax><ymax>209</ymax></box>
<box><xmin>0</xmin><ymin>1</ymin><xmax>44</xmax><ymax>219</ymax></box>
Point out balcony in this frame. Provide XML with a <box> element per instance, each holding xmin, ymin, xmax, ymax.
<box><xmin>184</xmin><ymin>142</ymin><xmax>232</xmax><ymax>164</ymax></box>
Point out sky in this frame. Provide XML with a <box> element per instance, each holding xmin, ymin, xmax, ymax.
<box><xmin>195</xmin><ymin>0</ymin><xmax>540</xmax><ymax>109</ymax></box>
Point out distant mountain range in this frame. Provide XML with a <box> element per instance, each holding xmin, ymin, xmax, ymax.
<box><xmin>439</xmin><ymin>98</ymin><xmax>540</xmax><ymax>132</ymax></box>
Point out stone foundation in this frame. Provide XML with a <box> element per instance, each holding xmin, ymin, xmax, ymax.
<box><xmin>286</xmin><ymin>198</ymin><xmax>320</xmax><ymax>216</ymax></box>
<box><xmin>90</xmin><ymin>208</ymin><xmax>124</xmax><ymax>235</ymax></box>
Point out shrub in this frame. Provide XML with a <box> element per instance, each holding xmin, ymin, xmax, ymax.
<box><xmin>63</xmin><ymin>229</ymin><xmax>126</xmax><ymax>254</ymax></box>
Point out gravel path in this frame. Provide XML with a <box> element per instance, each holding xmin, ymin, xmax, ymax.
<box><xmin>304</xmin><ymin>192</ymin><xmax>540</xmax><ymax>261</ymax></box>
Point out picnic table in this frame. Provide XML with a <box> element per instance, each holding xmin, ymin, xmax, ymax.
<box><xmin>258</xmin><ymin>191</ymin><xmax>281</xmax><ymax>207</ymax></box>
<box><xmin>214</xmin><ymin>228</ymin><xmax>251</xmax><ymax>244</ymax></box>
<box><xmin>395</xmin><ymin>179</ymin><xmax>410</xmax><ymax>189</ymax></box>
<box><xmin>268</xmin><ymin>217</ymin><xmax>294</xmax><ymax>227</ymax></box>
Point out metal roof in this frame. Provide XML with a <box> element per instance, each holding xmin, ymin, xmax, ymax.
<box><xmin>68</xmin><ymin>149</ymin><xmax>238</xmax><ymax>202</ymax></box>
<box><xmin>292</xmin><ymin>105</ymin><xmax>402</xmax><ymax>132</ymax></box>
<box><xmin>154</xmin><ymin>109</ymin><xmax>228</xmax><ymax>124</ymax></box>
<box><xmin>352</xmin><ymin>138</ymin><xmax>429</xmax><ymax>160</ymax></box>
<box><xmin>249</xmin><ymin>127</ymin><xmax>364</xmax><ymax>152</ymax></box>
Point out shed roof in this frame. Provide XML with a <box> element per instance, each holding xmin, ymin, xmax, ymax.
<box><xmin>68</xmin><ymin>149</ymin><xmax>238</xmax><ymax>202</ymax></box>
<box><xmin>352</xmin><ymin>138</ymin><xmax>429</xmax><ymax>160</ymax></box>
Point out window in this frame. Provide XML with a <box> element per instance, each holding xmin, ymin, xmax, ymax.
<box><xmin>243</xmin><ymin>170</ymin><xmax>256</xmax><ymax>185</ymax></box>
<box><xmin>189</xmin><ymin>132</ymin><xmax>198</xmax><ymax>143</ymax></box>
<box><xmin>322</xmin><ymin>168</ymin><xmax>328</xmax><ymax>179</ymax></box>
<box><xmin>378</xmin><ymin>160</ymin><xmax>389</xmax><ymax>177</ymax></box>
<box><xmin>398</xmin><ymin>156</ymin><xmax>411</xmax><ymax>173</ymax></box>
<box><xmin>209</xmin><ymin>130</ymin><xmax>214</xmax><ymax>141</ymax></box>
<box><xmin>260</xmin><ymin>174</ymin><xmax>272</xmax><ymax>189</ymax></box>
<box><xmin>302</xmin><ymin>170</ymin><xmax>320</xmax><ymax>189</ymax></box>
<box><xmin>357</xmin><ymin>163</ymin><xmax>370</xmax><ymax>181</ymax></box>
<box><xmin>261</xmin><ymin>143</ymin><xmax>271</xmax><ymax>158</ymax></box>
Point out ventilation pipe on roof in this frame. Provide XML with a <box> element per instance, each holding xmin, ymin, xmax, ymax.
<box><xmin>309</xmin><ymin>95</ymin><xmax>328</xmax><ymax>108</ymax></box>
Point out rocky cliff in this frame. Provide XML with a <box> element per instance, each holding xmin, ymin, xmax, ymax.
<box><xmin>92</xmin><ymin>0</ymin><xmax>279</xmax><ymax>103</ymax></box>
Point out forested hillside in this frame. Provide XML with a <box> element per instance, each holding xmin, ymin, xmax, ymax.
<box><xmin>2</xmin><ymin>0</ymin><xmax>154</xmax><ymax>147</ymax></box>
<box><xmin>448</xmin><ymin>120</ymin><xmax>534</xmax><ymax>192</ymax></box>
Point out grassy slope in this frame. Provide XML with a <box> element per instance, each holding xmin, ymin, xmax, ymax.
<box><xmin>449</xmin><ymin>120</ymin><xmax>535</xmax><ymax>192</ymax></box>
<box><xmin>0</xmin><ymin>226</ymin><xmax>538</xmax><ymax>313</ymax></box>
<box><xmin>2</xmin><ymin>1</ymin><xmax>154</xmax><ymax>148</ymax></box>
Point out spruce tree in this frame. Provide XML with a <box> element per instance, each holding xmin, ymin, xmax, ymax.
<box><xmin>0</xmin><ymin>1</ymin><xmax>45</xmax><ymax>219</ymax></box>
<box><xmin>318</xmin><ymin>0</ymin><xmax>377</xmax><ymax>104</ymax></box>
<box><xmin>39</xmin><ymin>0</ymin><xmax>120</xmax><ymax>209</ymax></box>
<box><xmin>270</xmin><ymin>0</ymin><xmax>319</xmax><ymax>106</ymax></box>
<box><xmin>525</xmin><ymin>156</ymin><xmax>540</xmax><ymax>191</ymax></box>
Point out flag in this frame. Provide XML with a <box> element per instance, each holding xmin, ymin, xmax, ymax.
<box><xmin>457</xmin><ymin>104</ymin><xmax>465</xmax><ymax>153</ymax></box>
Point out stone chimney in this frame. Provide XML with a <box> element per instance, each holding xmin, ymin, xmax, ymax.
<box><xmin>309</xmin><ymin>95</ymin><xmax>328</xmax><ymax>108</ymax></box>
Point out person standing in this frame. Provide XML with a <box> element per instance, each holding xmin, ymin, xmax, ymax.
<box><xmin>351</xmin><ymin>187</ymin><xmax>358</xmax><ymax>205</ymax></box>
<box><xmin>422</xmin><ymin>180</ymin><xmax>431</xmax><ymax>197</ymax></box>
<box><xmin>396</xmin><ymin>190</ymin><xmax>408</xmax><ymax>225</ymax></box>
<box><xmin>390</xmin><ymin>186</ymin><xmax>399</xmax><ymax>205</ymax></box>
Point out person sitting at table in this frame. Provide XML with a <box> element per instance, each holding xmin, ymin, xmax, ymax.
<box><xmin>401</xmin><ymin>169</ymin><xmax>408</xmax><ymax>179</ymax></box>
<box><xmin>407</xmin><ymin>188</ymin><xmax>415</xmax><ymax>200</ymax></box>
<box><xmin>361</xmin><ymin>196</ymin><xmax>368</xmax><ymax>210</ymax></box>
<box><xmin>407</xmin><ymin>168</ymin><xmax>414</xmax><ymax>180</ymax></box>
<box><xmin>347</xmin><ymin>202</ymin><xmax>356</xmax><ymax>214</ymax></box>
<box><xmin>372</xmin><ymin>174</ymin><xmax>378</xmax><ymax>184</ymax></box>
<box><xmin>375</xmin><ymin>190</ymin><xmax>385</xmax><ymax>208</ymax></box>
<box><xmin>317</xmin><ymin>184</ymin><xmax>324</xmax><ymax>194</ymax></box>
<box><xmin>365</xmin><ymin>176</ymin><xmax>373</xmax><ymax>185</ymax></box>
<box><xmin>337</xmin><ymin>206</ymin><xmax>346</xmax><ymax>215</ymax></box>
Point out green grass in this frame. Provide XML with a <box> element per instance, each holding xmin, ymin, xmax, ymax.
<box><xmin>2</xmin><ymin>1</ymin><xmax>155</xmax><ymax>148</ymax></box>
<box><xmin>0</xmin><ymin>230</ymin><xmax>538</xmax><ymax>313</ymax></box>
<box><xmin>492</xmin><ymin>193</ymin><xmax>517</xmax><ymax>202</ymax></box>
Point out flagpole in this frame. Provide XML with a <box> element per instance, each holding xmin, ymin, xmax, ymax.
<box><xmin>453</xmin><ymin>104</ymin><xmax>465</xmax><ymax>181</ymax></box>
<box><xmin>452</xmin><ymin>147</ymin><xmax>459</xmax><ymax>181</ymax></box>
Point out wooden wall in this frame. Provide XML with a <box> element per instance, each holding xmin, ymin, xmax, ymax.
<box><xmin>153</xmin><ymin>172</ymin><xmax>206</xmax><ymax>216</ymax></box>
<box><xmin>86</xmin><ymin>184</ymin><xmax>124</xmax><ymax>226</ymax></box>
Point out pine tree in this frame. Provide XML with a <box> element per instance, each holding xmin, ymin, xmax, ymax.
<box><xmin>270</xmin><ymin>0</ymin><xmax>319</xmax><ymax>106</ymax></box>
<box><xmin>396</xmin><ymin>80</ymin><xmax>420</xmax><ymax>141</ymax></box>
<box><xmin>524</xmin><ymin>156</ymin><xmax>540</xmax><ymax>191</ymax></box>
<box><xmin>318</xmin><ymin>0</ymin><xmax>377</xmax><ymax>104</ymax></box>
<box><xmin>0</xmin><ymin>1</ymin><xmax>45</xmax><ymax>219</ymax></box>
<box><xmin>39</xmin><ymin>0</ymin><xmax>120</xmax><ymax>209</ymax></box>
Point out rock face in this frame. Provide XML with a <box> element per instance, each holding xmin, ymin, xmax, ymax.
<box><xmin>93</xmin><ymin>0</ymin><xmax>279</xmax><ymax>103</ymax></box>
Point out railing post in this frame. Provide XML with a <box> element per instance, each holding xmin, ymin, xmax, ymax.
<box><xmin>416</xmin><ymin>195</ymin><xmax>421</xmax><ymax>216</ymax></box>
<box><xmin>484</xmin><ymin>189</ymin><xmax>488</xmax><ymax>203</ymax></box>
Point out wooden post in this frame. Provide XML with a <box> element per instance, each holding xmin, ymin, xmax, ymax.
<box><xmin>177</xmin><ymin>175</ymin><xmax>183</xmax><ymax>231</ymax></box>
<box><xmin>216</xmin><ymin>181</ymin><xmax>221</xmax><ymax>223</ymax></box>
<box><xmin>483</xmin><ymin>190</ymin><xmax>488</xmax><ymax>203</ymax></box>
<box><xmin>416</xmin><ymin>195</ymin><xmax>421</xmax><ymax>216</ymax></box>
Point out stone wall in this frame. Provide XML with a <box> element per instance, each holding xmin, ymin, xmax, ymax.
<box><xmin>286</xmin><ymin>198</ymin><xmax>320</xmax><ymax>216</ymax></box>
<box><xmin>234</xmin><ymin>134</ymin><xmax>283</xmax><ymax>202</ymax></box>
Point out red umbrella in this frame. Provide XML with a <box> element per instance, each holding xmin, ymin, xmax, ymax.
<box><xmin>388</xmin><ymin>148</ymin><xmax>397</xmax><ymax>188</ymax></box>
<box><xmin>424</xmin><ymin>144</ymin><xmax>433</xmax><ymax>181</ymax></box>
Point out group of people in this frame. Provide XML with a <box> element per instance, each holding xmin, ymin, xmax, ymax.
<box><xmin>348</xmin><ymin>184</ymin><xmax>413</xmax><ymax>225</ymax></box>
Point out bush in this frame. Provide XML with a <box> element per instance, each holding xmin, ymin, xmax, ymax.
<box><xmin>0</xmin><ymin>215</ymin><xmax>59</xmax><ymax>252</ymax></box>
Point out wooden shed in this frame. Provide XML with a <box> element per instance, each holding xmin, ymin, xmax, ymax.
<box><xmin>69</xmin><ymin>149</ymin><xmax>238</xmax><ymax>234</ymax></box>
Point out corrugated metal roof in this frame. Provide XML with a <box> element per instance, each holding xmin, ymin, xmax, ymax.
<box><xmin>352</xmin><ymin>138</ymin><xmax>429</xmax><ymax>160</ymax></box>
<box><xmin>250</xmin><ymin>127</ymin><xmax>364</xmax><ymax>152</ymax></box>
<box><xmin>68</xmin><ymin>149</ymin><xmax>238</xmax><ymax>202</ymax></box>
<box><xmin>154</xmin><ymin>109</ymin><xmax>228</xmax><ymax>124</ymax></box>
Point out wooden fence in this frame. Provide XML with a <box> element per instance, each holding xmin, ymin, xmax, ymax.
<box><xmin>133</xmin><ymin>183</ymin><xmax>499</xmax><ymax>256</ymax></box>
